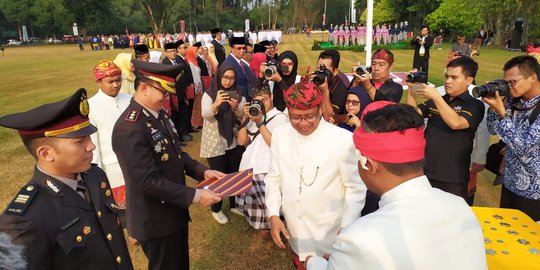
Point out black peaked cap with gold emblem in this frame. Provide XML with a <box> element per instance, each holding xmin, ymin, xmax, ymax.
<box><xmin>132</xmin><ymin>60</ymin><xmax>184</xmax><ymax>94</ymax></box>
<box><xmin>0</xmin><ymin>88</ymin><xmax>97</xmax><ymax>138</ymax></box>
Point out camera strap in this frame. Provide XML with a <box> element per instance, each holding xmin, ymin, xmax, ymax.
<box><xmin>247</xmin><ymin>114</ymin><xmax>281</xmax><ymax>139</ymax></box>
<box><xmin>510</xmin><ymin>98</ymin><xmax>540</xmax><ymax>125</ymax></box>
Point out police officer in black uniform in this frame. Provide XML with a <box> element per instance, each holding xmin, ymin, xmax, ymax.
<box><xmin>112</xmin><ymin>60</ymin><xmax>223</xmax><ymax>270</ymax></box>
<box><xmin>0</xmin><ymin>89</ymin><xmax>133</xmax><ymax>270</ymax></box>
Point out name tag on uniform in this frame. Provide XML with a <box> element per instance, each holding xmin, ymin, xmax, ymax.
<box><xmin>152</xmin><ymin>131</ymin><xmax>165</xmax><ymax>142</ymax></box>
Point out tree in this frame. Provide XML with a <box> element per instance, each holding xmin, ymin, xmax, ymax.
<box><xmin>0</xmin><ymin>0</ymin><xmax>35</xmax><ymax>40</ymax></box>
<box><xmin>425</xmin><ymin>0</ymin><xmax>482</xmax><ymax>39</ymax></box>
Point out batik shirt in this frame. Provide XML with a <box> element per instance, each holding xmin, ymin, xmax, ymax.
<box><xmin>487</xmin><ymin>94</ymin><xmax>540</xmax><ymax>200</ymax></box>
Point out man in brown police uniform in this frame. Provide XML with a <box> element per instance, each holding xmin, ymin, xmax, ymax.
<box><xmin>112</xmin><ymin>60</ymin><xmax>223</xmax><ymax>270</ymax></box>
<box><xmin>0</xmin><ymin>88</ymin><xmax>133</xmax><ymax>270</ymax></box>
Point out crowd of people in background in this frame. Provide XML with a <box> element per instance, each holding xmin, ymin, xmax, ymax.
<box><xmin>0</xmin><ymin>21</ymin><xmax>539</xmax><ymax>270</ymax></box>
<box><xmin>328</xmin><ymin>21</ymin><xmax>411</xmax><ymax>46</ymax></box>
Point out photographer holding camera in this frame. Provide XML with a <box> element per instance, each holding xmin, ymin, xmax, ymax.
<box><xmin>314</xmin><ymin>50</ymin><xmax>349</xmax><ymax>121</ymax></box>
<box><xmin>236</xmin><ymin>84</ymin><xmax>289</xmax><ymax>231</ymax></box>
<box><xmin>482</xmin><ymin>55</ymin><xmax>540</xmax><ymax>220</ymax></box>
<box><xmin>406</xmin><ymin>56</ymin><xmax>485</xmax><ymax>200</ymax></box>
<box><xmin>411</xmin><ymin>25</ymin><xmax>434</xmax><ymax>81</ymax></box>
<box><xmin>350</xmin><ymin>49</ymin><xmax>403</xmax><ymax>103</ymax></box>
<box><xmin>259</xmin><ymin>50</ymin><xmax>300</xmax><ymax>112</ymax></box>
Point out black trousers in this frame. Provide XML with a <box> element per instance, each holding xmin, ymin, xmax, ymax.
<box><xmin>140</xmin><ymin>226</ymin><xmax>189</xmax><ymax>270</ymax></box>
<box><xmin>207</xmin><ymin>146</ymin><xmax>245</xmax><ymax>212</ymax></box>
<box><xmin>500</xmin><ymin>185</ymin><xmax>540</xmax><ymax>221</ymax></box>
<box><xmin>428</xmin><ymin>178</ymin><xmax>468</xmax><ymax>201</ymax></box>
<box><xmin>412</xmin><ymin>55</ymin><xmax>430</xmax><ymax>81</ymax></box>
<box><xmin>171</xmin><ymin>101</ymin><xmax>190</xmax><ymax>138</ymax></box>
<box><xmin>186</xmin><ymin>98</ymin><xmax>195</xmax><ymax>132</ymax></box>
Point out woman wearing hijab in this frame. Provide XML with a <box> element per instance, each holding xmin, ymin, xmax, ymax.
<box><xmin>260</xmin><ymin>50</ymin><xmax>300</xmax><ymax>111</ymax></box>
<box><xmin>113</xmin><ymin>53</ymin><xmax>135</xmax><ymax>95</ymax></box>
<box><xmin>201</xmin><ymin>62</ymin><xmax>246</xmax><ymax>224</ymax></box>
<box><xmin>205</xmin><ymin>43</ymin><xmax>218</xmax><ymax>75</ymax></box>
<box><xmin>249</xmin><ymin>52</ymin><xmax>267</xmax><ymax>77</ymax></box>
<box><xmin>186</xmin><ymin>46</ymin><xmax>204</xmax><ymax>128</ymax></box>
<box><xmin>336</xmin><ymin>87</ymin><xmax>372</xmax><ymax>132</ymax></box>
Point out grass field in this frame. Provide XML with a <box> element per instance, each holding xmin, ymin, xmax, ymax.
<box><xmin>0</xmin><ymin>34</ymin><xmax>525</xmax><ymax>269</ymax></box>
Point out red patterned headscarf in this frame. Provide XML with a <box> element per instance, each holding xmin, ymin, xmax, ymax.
<box><xmin>372</xmin><ymin>49</ymin><xmax>394</xmax><ymax>65</ymax></box>
<box><xmin>93</xmin><ymin>60</ymin><xmax>122</xmax><ymax>81</ymax></box>
<box><xmin>284</xmin><ymin>79</ymin><xmax>322</xmax><ymax>109</ymax></box>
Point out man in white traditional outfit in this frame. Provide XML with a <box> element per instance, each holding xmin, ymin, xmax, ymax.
<box><xmin>89</xmin><ymin>60</ymin><xmax>132</xmax><ymax>215</ymax></box>
<box><xmin>265</xmin><ymin>79</ymin><xmax>366</xmax><ymax>268</ymax></box>
<box><xmin>306</xmin><ymin>101</ymin><xmax>487</xmax><ymax>270</ymax></box>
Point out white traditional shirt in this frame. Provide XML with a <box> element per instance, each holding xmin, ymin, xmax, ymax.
<box><xmin>265</xmin><ymin>119</ymin><xmax>366</xmax><ymax>260</ymax></box>
<box><xmin>88</xmin><ymin>89</ymin><xmax>131</xmax><ymax>188</ymax></box>
<box><xmin>307</xmin><ymin>176</ymin><xmax>487</xmax><ymax>270</ymax></box>
<box><xmin>238</xmin><ymin>108</ymin><xmax>289</xmax><ymax>175</ymax></box>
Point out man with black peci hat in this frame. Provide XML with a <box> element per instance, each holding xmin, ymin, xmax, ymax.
<box><xmin>112</xmin><ymin>60</ymin><xmax>224</xmax><ymax>270</ymax></box>
<box><xmin>224</xmin><ymin>36</ymin><xmax>256</xmax><ymax>101</ymax></box>
<box><xmin>135</xmin><ymin>44</ymin><xmax>150</xmax><ymax>62</ymax></box>
<box><xmin>210</xmin><ymin>28</ymin><xmax>226</xmax><ymax>65</ymax></box>
<box><xmin>0</xmin><ymin>89</ymin><xmax>134</xmax><ymax>270</ymax></box>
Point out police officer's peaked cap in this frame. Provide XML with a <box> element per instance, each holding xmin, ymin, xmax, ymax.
<box><xmin>0</xmin><ymin>88</ymin><xmax>97</xmax><ymax>138</ymax></box>
<box><xmin>132</xmin><ymin>60</ymin><xmax>184</xmax><ymax>94</ymax></box>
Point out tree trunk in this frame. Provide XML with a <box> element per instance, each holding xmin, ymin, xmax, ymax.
<box><xmin>494</xmin><ymin>13</ymin><xmax>504</xmax><ymax>46</ymax></box>
<box><xmin>143</xmin><ymin>4</ymin><xmax>160</xmax><ymax>34</ymax></box>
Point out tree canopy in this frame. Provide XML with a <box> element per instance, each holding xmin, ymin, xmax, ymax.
<box><xmin>0</xmin><ymin>0</ymin><xmax>537</xmax><ymax>45</ymax></box>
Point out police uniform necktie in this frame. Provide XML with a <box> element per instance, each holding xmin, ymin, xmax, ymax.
<box><xmin>172</xmin><ymin>59</ymin><xmax>177</xmax><ymax>65</ymax></box>
<box><xmin>76</xmin><ymin>180</ymin><xmax>91</xmax><ymax>203</ymax></box>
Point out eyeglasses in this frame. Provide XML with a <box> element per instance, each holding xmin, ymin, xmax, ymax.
<box><xmin>289</xmin><ymin>112</ymin><xmax>319</xmax><ymax>123</ymax></box>
<box><xmin>222</xmin><ymin>76</ymin><xmax>236</xmax><ymax>81</ymax></box>
<box><xmin>254</xmin><ymin>97</ymin><xmax>270</xmax><ymax>103</ymax></box>
<box><xmin>345</xmin><ymin>99</ymin><xmax>360</xmax><ymax>106</ymax></box>
<box><xmin>505</xmin><ymin>77</ymin><xmax>525</xmax><ymax>87</ymax></box>
<box><xmin>234</xmin><ymin>46</ymin><xmax>246</xmax><ymax>51</ymax></box>
<box><xmin>165</xmin><ymin>49</ymin><xmax>177</xmax><ymax>53</ymax></box>
<box><xmin>147</xmin><ymin>83</ymin><xmax>170</xmax><ymax>97</ymax></box>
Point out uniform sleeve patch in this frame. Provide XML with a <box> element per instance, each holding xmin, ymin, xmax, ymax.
<box><xmin>125</xmin><ymin>110</ymin><xmax>139</xmax><ymax>122</ymax></box>
<box><xmin>5</xmin><ymin>185</ymin><xmax>38</xmax><ymax>216</ymax></box>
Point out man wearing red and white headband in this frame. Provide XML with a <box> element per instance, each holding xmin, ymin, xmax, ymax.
<box><xmin>305</xmin><ymin>102</ymin><xmax>487</xmax><ymax>270</ymax></box>
<box><xmin>89</xmin><ymin>60</ymin><xmax>132</xmax><ymax>220</ymax></box>
<box><xmin>265</xmin><ymin>79</ymin><xmax>366</xmax><ymax>268</ymax></box>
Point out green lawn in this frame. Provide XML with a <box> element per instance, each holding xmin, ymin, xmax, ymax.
<box><xmin>0</xmin><ymin>34</ymin><xmax>524</xmax><ymax>269</ymax></box>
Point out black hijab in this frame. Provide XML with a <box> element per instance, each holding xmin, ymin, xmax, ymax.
<box><xmin>273</xmin><ymin>50</ymin><xmax>299</xmax><ymax>111</ymax></box>
<box><xmin>205</xmin><ymin>61</ymin><xmax>239</xmax><ymax>146</ymax></box>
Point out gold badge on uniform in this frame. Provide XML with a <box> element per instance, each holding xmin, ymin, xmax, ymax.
<box><xmin>146</xmin><ymin>122</ymin><xmax>152</xmax><ymax>127</ymax></box>
<box><xmin>105</xmin><ymin>190</ymin><xmax>111</xmax><ymax>197</ymax></box>
<box><xmin>161</xmin><ymin>153</ymin><xmax>169</xmax><ymax>162</ymax></box>
<box><xmin>26</xmin><ymin>185</ymin><xmax>34</xmax><ymax>191</ymax></box>
<box><xmin>76</xmin><ymin>235</ymin><xmax>83</xmax><ymax>243</ymax></box>
<box><xmin>83</xmin><ymin>226</ymin><xmax>91</xmax><ymax>235</ymax></box>
<box><xmin>100</xmin><ymin>182</ymin><xmax>107</xmax><ymax>189</ymax></box>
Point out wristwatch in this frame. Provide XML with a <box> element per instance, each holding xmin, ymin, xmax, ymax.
<box><xmin>256</xmin><ymin>122</ymin><xmax>265</xmax><ymax>128</ymax></box>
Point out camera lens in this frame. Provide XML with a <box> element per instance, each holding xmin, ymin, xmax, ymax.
<box><xmin>249</xmin><ymin>104</ymin><xmax>261</xmax><ymax>117</ymax></box>
<box><xmin>264</xmin><ymin>66</ymin><xmax>276</xmax><ymax>77</ymax></box>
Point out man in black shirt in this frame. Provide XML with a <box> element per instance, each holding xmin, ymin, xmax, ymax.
<box><xmin>406</xmin><ymin>56</ymin><xmax>485</xmax><ymax>200</ymax></box>
<box><xmin>315</xmin><ymin>49</ymin><xmax>348</xmax><ymax>120</ymax></box>
<box><xmin>351</xmin><ymin>49</ymin><xmax>403</xmax><ymax>103</ymax></box>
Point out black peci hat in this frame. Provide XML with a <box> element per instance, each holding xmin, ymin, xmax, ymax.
<box><xmin>134</xmin><ymin>44</ymin><xmax>149</xmax><ymax>55</ymax></box>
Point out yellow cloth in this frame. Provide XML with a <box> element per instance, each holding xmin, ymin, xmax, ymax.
<box><xmin>472</xmin><ymin>207</ymin><xmax>540</xmax><ymax>270</ymax></box>
<box><xmin>113</xmin><ymin>53</ymin><xmax>135</xmax><ymax>95</ymax></box>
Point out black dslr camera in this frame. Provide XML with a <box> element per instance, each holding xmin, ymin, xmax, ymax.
<box><xmin>406</xmin><ymin>71</ymin><xmax>428</xmax><ymax>84</ymax></box>
<box><xmin>472</xmin><ymin>80</ymin><xmax>509</xmax><ymax>98</ymax></box>
<box><xmin>312</xmin><ymin>64</ymin><xmax>333</xmax><ymax>85</ymax></box>
<box><xmin>355</xmin><ymin>66</ymin><xmax>372</xmax><ymax>77</ymax></box>
<box><xmin>249</xmin><ymin>99</ymin><xmax>265</xmax><ymax>117</ymax></box>
<box><xmin>264</xmin><ymin>60</ymin><xmax>287</xmax><ymax>77</ymax></box>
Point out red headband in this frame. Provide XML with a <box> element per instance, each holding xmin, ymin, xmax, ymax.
<box><xmin>372</xmin><ymin>50</ymin><xmax>394</xmax><ymax>65</ymax></box>
<box><xmin>285</xmin><ymin>80</ymin><xmax>322</xmax><ymax>110</ymax></box>
<box><xmin>353</xmin><ymin>101</ymin><xmax>425</xmax><ymax>163</ymax></box>
<box><xmin>94</xmin><ymin>60</ymin><xmax>122</xmax><ymax>81</ymax></box>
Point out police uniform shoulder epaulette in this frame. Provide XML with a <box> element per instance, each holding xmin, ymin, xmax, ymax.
<box><xmin>124</xmin><ymin>110</ymin><xmax>139</xmax><ymax>122</ymax></box>
<box><xmin>5</xmin><ymin>185</ymin><xmax>38</xmax><ymax>216</ymax></box>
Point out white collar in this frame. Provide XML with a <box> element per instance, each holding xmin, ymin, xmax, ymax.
<box><xmin>97</xmin><ymin>89</ymin><xmax>120</xmax><ymax>103</ymax></box>
<box><xmin>379</xmin><ymin>175</ymin><xmax>432</xmax><ymax>207</ymax></box>
<box><xmin>37</xmin><ymin>164</ymin><xmax>81</xmax><ymax>191</ymax></box>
